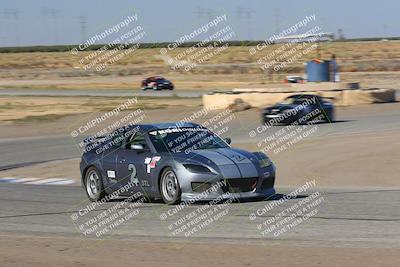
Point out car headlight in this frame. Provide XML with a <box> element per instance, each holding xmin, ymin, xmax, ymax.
<box><xmin>259</xmin><ymin>157</ymin><xmax>272</xmax><ymax>168</ymax></box>
<box><xmin>183</xmin><ymin>164</ymin><xmax>211</xmax><ymax>173</ymax></box>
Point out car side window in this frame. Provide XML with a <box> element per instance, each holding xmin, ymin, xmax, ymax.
<box><xmin>127</xmin><ymin>132</ymin><xmax>148</xmax><ymax>149</ymax></box>
<box><xmin>111</xmin><ymin>133</ymin><xmax>125</xmax><ymax>148</ymax></box>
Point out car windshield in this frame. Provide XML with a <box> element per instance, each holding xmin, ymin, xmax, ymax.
<box><xmin>280</xmin><ymin>96</ymin><xmax>315</xmax><ymax>105</ymax></box>
<box><xmin>156</xmin><ymin>78</ymin><xmax>167</xmax><ymax>82</ymax></box>
<box><xmin>148</xmin><ymin>127</ymin><xmax>228</xmax><ymax>153</ymax></box>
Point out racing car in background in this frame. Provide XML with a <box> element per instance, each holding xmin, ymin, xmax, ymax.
<box><xmin>141</xmin><ymin>76</ymin><xmax>174</xmax><ymax>90</ymax></box>
<box><xmin>262</xmin><ymin>94</ymin><xmax>335</xmax><ymax>125</ymax></box>
<box><xmin>80</xmin><ymin>123</ymin><xmax>275</xmax><ymax>204</ymax></box>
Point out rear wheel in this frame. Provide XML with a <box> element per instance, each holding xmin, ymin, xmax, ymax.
<box><xmin>160</xmin><ymin>167</ymin><xmax>181</xmax><ymax>205</ymax></box>
<box><xmin>84</xmin><ymin>167</ymin><xmax>106</xmax><ymax>201</ymax></box>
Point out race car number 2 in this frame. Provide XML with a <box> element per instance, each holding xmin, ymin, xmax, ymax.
<box><xmin>128</xmin><ymin>164</ymin><xmax>150</xmax><ymax>187</ymax></box>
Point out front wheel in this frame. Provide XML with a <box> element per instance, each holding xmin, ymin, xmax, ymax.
<box><xmin>323</xmin><ymin>109</ymin><xmax>335</xmax><ymax>123</ymax></box>
<box><xmin>160</xmin><ymin>167</ymin><xmax>181</xmax><ymax>204</ymax></box>
<box><xmin>84</xmin><ymin>167</ymin><xmax>106</xmax><ymax>201</ymax></box>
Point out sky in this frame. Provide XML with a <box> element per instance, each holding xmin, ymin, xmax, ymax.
<box><xmin>0</xmin><ymin>0</ymin><xmax>397</xmax><ymax>47</ymax></box>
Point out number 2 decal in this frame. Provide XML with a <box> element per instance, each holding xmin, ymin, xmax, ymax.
<box><xmin>128</xmin><ymin>164</ymin><xmax>139</xmax><ymax>186</ymax></box>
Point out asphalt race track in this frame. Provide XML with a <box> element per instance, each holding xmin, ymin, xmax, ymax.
<box><xmin>0</xmin><ymin>183</ymin><xmax>399</xmax><ymax>247</ymax></box>
<box><xmin>1</xmin><ymin>101</ymin><xmax>400</xmax><ymax>169</ymax></box>
<box><xmin>1</xmin><ymin>101</ymin><xmax>400</xmax><ymax>248</ymax></box>
<box><xmin>0</xmin><ymin>88</ymin><xmax>398</xmax><ymax>98</ymax></box>
<box><xmin>0</xmin><ymin>88</ymin><xmax>202</xmax><ymax>98</ymax></box>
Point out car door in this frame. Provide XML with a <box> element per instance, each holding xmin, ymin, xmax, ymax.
<box><xmin>101</xmin><ymin>132</ymin><xmax>125</xmax><ymax>187</ymax></box>
<box><xmin>116</xmin><ymin>131</ymin><xmax>154</xmax><ymax>194</ymax></box>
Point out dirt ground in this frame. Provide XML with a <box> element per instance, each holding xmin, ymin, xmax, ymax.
<box><xmin>0</xmin><ymin>233</ymin><xmax>398</xmax><ymax>267</ymax></box>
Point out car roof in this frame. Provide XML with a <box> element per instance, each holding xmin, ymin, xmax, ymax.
<box><xmin>287</xmin><ymin>94</ymin><xmax>320</xmax><ymax>99</ymax></box>
<box><xmin>126</xmin><ymin>122</ymin><xmax>202</xmax><ymax>133</ymax></box>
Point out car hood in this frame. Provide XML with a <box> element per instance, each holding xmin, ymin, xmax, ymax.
<box><xmin>174</xmin><ymin>148</ymin><xmax>260</xmax><ymax>178</ymax></box>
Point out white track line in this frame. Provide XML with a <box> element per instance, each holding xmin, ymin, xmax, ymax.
<box><xmin>0</xmin><ymin>177</ymin><xmax>76</xmax><ymax>185</ymax></box>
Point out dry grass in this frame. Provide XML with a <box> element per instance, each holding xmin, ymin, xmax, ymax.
<box><xmin>0</xmin><ymin>40</ymin><xmax>400</xmax><ymax>90</ymax></box>
<box><xmin>0</xmin><ymin>95</ymin><xmax>201</xmax><ymax>122</ymax></box>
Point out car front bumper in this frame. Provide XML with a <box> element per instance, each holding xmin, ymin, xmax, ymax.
<box><xmin>177</xmin><ymin>165</ymin><xmax>276</xmax><ymax>202</ymax></box>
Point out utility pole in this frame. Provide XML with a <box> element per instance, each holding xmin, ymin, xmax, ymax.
<box><xmin>0</xmin><ymin>10</ymin><xmax>8</xmax><ymax>46</ymax></box>
<box><xmin>194</xmin><ymin>7</ymin><xmax>214</xmax><ymax>23</ymax></box>
<box><xmin>3</xmin><ymin>8</ymin><xmax>21</xmax><ymax>46</ymax></box>
<box><xmin>273</xmin><ymin>8</ymin><xmax>281</xmax><ymax>34</ymax></box>
<box><xmin>194</xmin><ymin>8</ymin><xmax>215</xmax><ymax>38</ymax></box>
<box><xmin>382</xmin><ymin>24</ymin><xmax>388</xmax><ymax>37</ymax></box>
<box><xmin>337</xmin><ymin>28</ymin><xmax>345</xmax><ymax>40</ymax></box>
<box><xmin>79</xmin><ymin>15</ymin><xmax>87</xmax><ymax>43</ymax></box>
<box><xmin>237</xmin><ymin>7</ymin><xmax>254</xmax><ymax>40</ymax></box>
<box><xmin>43</xmin><ymin>8</ymin><xmax>59</xmax><ymax>45</ymax></box>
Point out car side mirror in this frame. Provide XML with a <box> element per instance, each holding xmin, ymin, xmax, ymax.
<box><xmin>112</xmin><ymin>135</ymin><xmax>124</xmax><ymax>148</ymax></box>
<box><xmin>130</xmin><ymin>144</ymin><xmax>144</xmax><ymax>151</ymax></box>
<box><xmin>224</xmin><ymin>138</ymin><xmax>231</xmax><ymax>145</ymax></box>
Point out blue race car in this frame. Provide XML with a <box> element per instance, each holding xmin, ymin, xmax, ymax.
<box><xmin>262</xmin><ymin>94</ymin><xmax>335</xmax><ymax>125</ymax></box>
<box><xmin>80</xmin><ymin>123</ymin><xmax>276</xmax><ymax>204</ymax></box>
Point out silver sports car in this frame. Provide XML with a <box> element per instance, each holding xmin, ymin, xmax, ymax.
<box><xmin>80</xmin><ymin>122</ymin><xmax>276</xmax><ymax>204</ymax></box>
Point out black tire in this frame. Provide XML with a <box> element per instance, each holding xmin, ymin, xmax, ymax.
<box><xmin>84</xmin><ymin>166</ymin><xmax>106</xmax><ymax>202</ymax></box>
<box><xmin>318</xmin><ymin>108</ymin><xmax>333</xmax><ymax>123</ymax></box>
<box><xmin>325</xmin><ymin>109</ymin><xmax>335</xmax><ymax>123</ymax></box>
<box><xmin>160</xmin><ymin>167</ymin><xmax>181</xmax><ymax>205</ymax></box>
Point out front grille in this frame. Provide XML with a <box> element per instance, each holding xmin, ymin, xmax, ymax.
<box><xmin>191</xmin><ymin>182</ymin><xmax>212</xmax><ymax>193</ymax></box>
<box><xmin>261</xmin><ymin>176</ymin><xmax>275</xmax><ymax>189</ymax></box>
<box><xmin>222</xmin><ymin>178</ymin><xmax>259</xmax><ymax>193</ymax></box>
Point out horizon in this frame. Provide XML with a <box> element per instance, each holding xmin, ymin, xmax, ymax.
<box><xmin>0</xmin><ymin>0</ymin><xmax>398</xmax><ymax>47</ymax></box>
